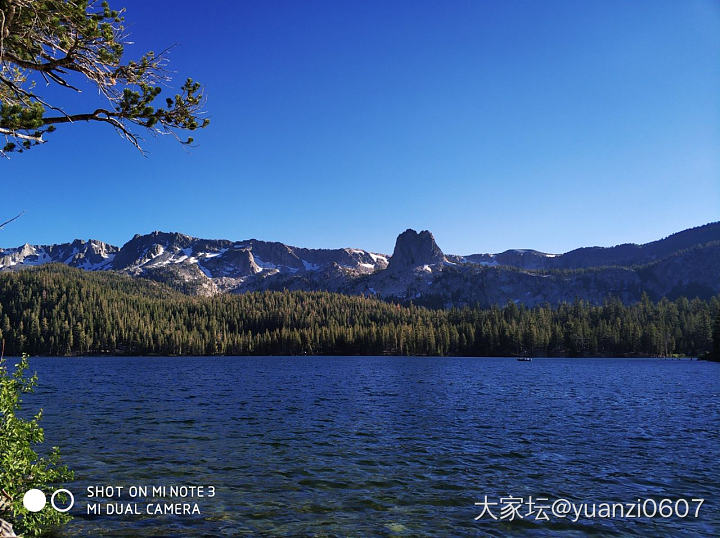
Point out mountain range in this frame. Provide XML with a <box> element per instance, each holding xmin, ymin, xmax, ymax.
<box><xmin>1</xmin><ymin>222</ymin><xmax>718</xmax><ymax>306</ymax></box>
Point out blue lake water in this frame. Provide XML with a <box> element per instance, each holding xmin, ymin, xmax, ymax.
<box><xmin>19</xmin><ymin>356</ymin><xmax>720</xmax><ymax>536</ymax></box>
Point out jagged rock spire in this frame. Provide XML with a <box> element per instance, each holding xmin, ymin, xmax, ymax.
<box><xmin>388</xmin><ymin>229</ymin><xmax>445</xmax><ymax>269</ymax></box>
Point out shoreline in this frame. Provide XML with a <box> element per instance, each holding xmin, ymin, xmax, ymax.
<box><xmin>22</xmin><ymin>353</ymin><xmax>708</xmax><ymax>360</ymax></box>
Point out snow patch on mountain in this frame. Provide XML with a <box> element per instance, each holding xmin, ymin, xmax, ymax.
<box><xmin>302</xmin><ymin>260</ymin><xmax>320</xmax><ymax>271</ymax></box>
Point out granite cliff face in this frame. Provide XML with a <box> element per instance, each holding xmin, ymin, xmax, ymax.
<box><xmin>1</xmin><ymin>222</ymin><xmax>718</xmax><ymax>306</ymax></box>
<box><xmin>388</xmin><ymin>229</ymin><xmax>446</xmax><ymax>270</ymax></box>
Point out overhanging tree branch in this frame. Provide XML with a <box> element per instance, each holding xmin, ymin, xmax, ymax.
<box><xmin>0</xmin><ymin>0</ymin><xmax>209</xmax><ymax>155</ymax></box>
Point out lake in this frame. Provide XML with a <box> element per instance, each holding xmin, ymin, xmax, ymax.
<box><xmin>19</xmin><ymin>356</ymin><xmax>720</xmax><ymax>536</ymax></box>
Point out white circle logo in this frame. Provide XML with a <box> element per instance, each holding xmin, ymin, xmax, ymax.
<box><xmin>23</xmin><ymin>489</ymin><xmax>46</xmax><ymax>512</ymax></box>
<box><xmin>50</xmin><ymin>489</ymin><xmax>74</xmax><ymax>513</ymax></box>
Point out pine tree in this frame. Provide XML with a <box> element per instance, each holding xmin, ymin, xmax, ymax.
<box><xmin>712</xmin><ymin>312</ymin><xmax>720</xmax><ymax>361</ymax></box>
<box><xmin>0</xmin><ymin>0</ymin><xmax>208</xmax><ymax>155</ymax></box>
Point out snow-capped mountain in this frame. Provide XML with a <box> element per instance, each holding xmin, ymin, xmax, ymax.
<box><xmin>109</xmin><ymin>231</ymin><xmax>388</xmax><ymax>277</ymax></box>
<box><xmin>0</xmin><ymin>231</ymin><xmax>390</xmax><ymax>295</ymax></box>
<box><xmin>1</xmin><ymin>222</ymin><xmax>718</xmax><ymax>306</ymax></box>
<box><xmin>0</xmin><ymin>239</ymin><xmax>118</xmax><ymax>271</ymax></box>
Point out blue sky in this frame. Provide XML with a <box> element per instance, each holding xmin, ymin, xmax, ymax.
<box><xmin>2</xmin><ymin>0</ymin><xmax>718</xmax><ymax>255</ymax></box>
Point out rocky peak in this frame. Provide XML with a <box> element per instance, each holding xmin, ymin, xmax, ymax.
<box><xmin>388</xmin><ymin>229</ymin><xmax>445</xmax><ymax>270</ymax></box>
<box><xmin>201</xmin><ymin>246</ymin><xmax>261</xmax><ymax>277</ymax></box>
<box><xmin>111</xmin><ymin>231</ymin><xmax>195</xmax><ymax>269</ymax></box>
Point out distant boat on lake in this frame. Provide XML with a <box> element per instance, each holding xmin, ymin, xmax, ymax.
<box><xmin>516</xmin><ymin>356</ymin><xmax>532</xmax><ymax>362</ymax></box>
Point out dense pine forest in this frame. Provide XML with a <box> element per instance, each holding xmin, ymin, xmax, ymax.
<box><xmin>0</xmin><ymin>265</ymin><xmax>717</xmax><ymax>358</ymax></box>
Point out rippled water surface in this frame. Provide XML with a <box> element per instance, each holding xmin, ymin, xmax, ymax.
<box><xmin>22</xmin><ymin>356</ymin><xmax>720</xmax><ymax>536</ymax></box>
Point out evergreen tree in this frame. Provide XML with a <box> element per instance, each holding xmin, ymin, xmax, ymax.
<box><xmin>0</xmin><ymin>0</ymin><xmax>208</xmax><ymax>155</ymax></box>
<box><xmin>712</xmin><ymin>312</ymin><xmax>720</xmax><ymax>361</ymax></box>
<box><xmin>0</xmin><ymin>265</ymin><xmax>717</xmax><ymax>358</ymax></box>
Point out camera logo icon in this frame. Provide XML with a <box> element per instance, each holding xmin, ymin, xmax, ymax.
<box><xmin>23</xmin><ymin>489</ymin><xmax>74</xmax><ymax>513</ymax></box>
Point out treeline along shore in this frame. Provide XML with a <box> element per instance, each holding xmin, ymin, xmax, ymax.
<box><xmin>0</xmin><ymin>265</ymin><xmax>718</xmax><ymax>358</ymax></box>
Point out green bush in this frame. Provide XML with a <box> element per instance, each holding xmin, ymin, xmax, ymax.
<box><xmin>0</xmin><ymin>353</ymin><xmax>73</xmax><ymax>536</ymax></box>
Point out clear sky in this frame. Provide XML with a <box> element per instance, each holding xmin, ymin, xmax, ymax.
<box><xmin>2</xmin><ymin>0</ymin><xmax>718</xmax><ymax>255</ymax></box>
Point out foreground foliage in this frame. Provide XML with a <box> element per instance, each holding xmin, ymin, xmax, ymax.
<box><xmin>0</xmin><ymin>265</ymin><xmax>717</xmax><ymax>357</ymax></box>
<box><xmin>0</xmin><ymin>0</ymin><xmax>208</xmax><ymax>155</ymax></box>
<box><xmin>0</xmin><ymin>353</ymin><xmax>73</xmax><ymax>536</ymax></box>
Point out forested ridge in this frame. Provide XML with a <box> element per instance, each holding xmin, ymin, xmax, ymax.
<box><xmin>0</xmin><ymin>265</ymin><xmax>718</xmax><ymax>358</ymax></box>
